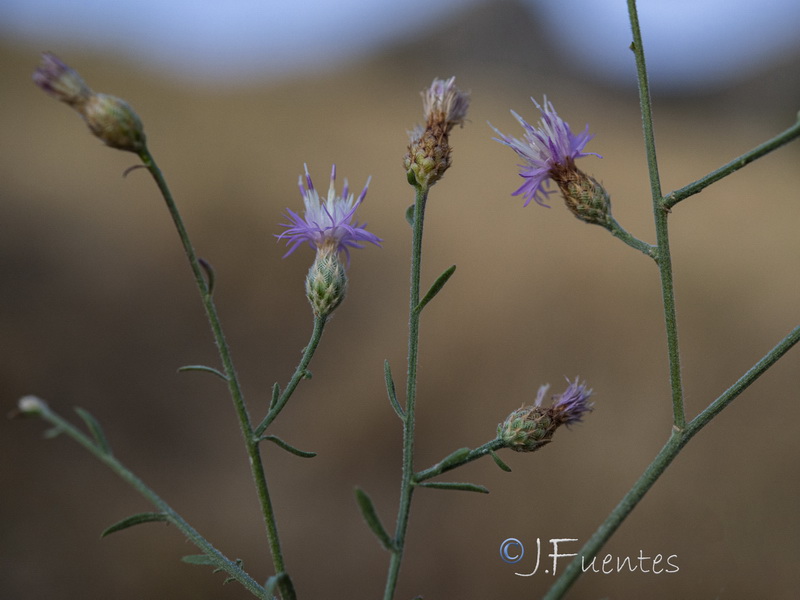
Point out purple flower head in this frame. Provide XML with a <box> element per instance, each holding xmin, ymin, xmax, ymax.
<box><xmin>277</xmin><ymin>165</ymin><xmax>382</xmax><ymax>262</ymax></box>
<box><xmin>548</xmin><ymin>377</ymin><xmax>594</xmax><ymax>427</ymax></box>
<box><xmin>491</xmin><ymin>97</ymin><xmax>600</xmax><ymax>208</ymax></box>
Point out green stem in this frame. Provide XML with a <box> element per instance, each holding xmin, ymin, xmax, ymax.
<box><xmin>383</xmin><ymin>186</ymin><xmax>428</xmax><ymax>600</ymax></box>
<box><xmin>36</xmin><ymin>403</ymin><xmax>267</xmax><ymax>598</ymax></box>
<box><xmin>414</xmin><ymin>439</ymin><xmax>506</xmax><ymax>482</ymax></box>
<box><xmin>664</xmin><ymin>119</ymin><xmax>800</xmax><ymax>209</ymax></box>
<box><xmin>628</xmin><ymin>0</ymin><xmax>685</xmax><ymax>429</ymax></box>
<box><xmin>544</xmin><ymin>324</ymin><xmax>800</xmax><ymax>599</ymax></box>
<box><xmin>255</xmin><ymin>315</ymin><xmax>327</xmax><ymax>436</ymax></box>
<box><xmin>607</xmin><ymin>217</ymin><xmax>657</xmax><ymax>259</ymax></box>
<box><xmin>137</xmin><ymin>147</ymin><xmax>294</xmax><ymax>599</ymax></box>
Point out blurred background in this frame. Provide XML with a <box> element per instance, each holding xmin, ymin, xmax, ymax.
<box><xmin>2</xmin><ymin>0</ymin><xmax>800</xmax><ymax>598</ymax></box>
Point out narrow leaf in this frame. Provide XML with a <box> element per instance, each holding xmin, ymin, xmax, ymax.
<box><xmin>384</xmin><ymin>360</ymin><xmax>404</xmax><ymax>420</ymax></box>
<box><xmin>43</xmin><ymin>426</ymin><xmax>64</xmax><ymax>439</ymax></box>
<box><xmin>269</xmin><ymin>382</ymin><xmax>281</xmax><ymax>410</ymax></box>
<box><xmin>416</xmin><ymin>481</ymin><xmax>490</xmax><ymax>494</ymax></box>
<box><xmin>181</xmin><ymin>554</ymin><xmax>217</xmax><ymax>566</ymax></box>
<box><xmin>415</xmin><ymin>265</ymin><xmax>456</xmax><ymax>314</ymax></box>
<box><xmin>101</xmin><ymin>512</ymin><xmax>169</xmax><ymax>537</ymax></box>
<box><xmin>354</xmin><ymin>487</ymin><xmax>395</xmax><ymax>551</ymax></box>
<box><xmin>258</xmin><ymin>435</ymin><xmax>317</xmax><ymax>458</ymax></box>
<box><xmin>177</xmin><ymin>364</ymin><xmax>229</xmax><ymax>381</ymax></box>
<box><xmin>439</xmin><ymin>447</ymin><xmax>471</xmax><ymax>470</ymax></box>
<box><xmin>75</xmin><ymin>407</ymin><xmax>112</xmax><ymax>455</ymax></box>
<box><xmin>198</xmin><ymin>257</ymin><xmax>216</xmax><ymax>295</ymax></box>
<box><xmin>490</xmin><ymin>450</ymin><xmax>512</xmax><ymax>472</ymax></box>
<box><xmin>405</xmin><ymin>203</ymin><xmax>415</xmax><ymax>227</ymax></box>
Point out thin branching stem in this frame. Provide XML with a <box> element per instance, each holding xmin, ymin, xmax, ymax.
<box><xmin>627</xmin><ymin>0</ymin><xmax>685</xmax><ymax>429</ymax></box>
<box><xmin>137</xmin><ymin>147</ymin><xmax>294</xmax><ymax>599</ymax></box>
<box><xmin>256</xmin><ymin>315</ymin><xmax>327</xmax><ymax>436</ymax></box>
<box><xmin>664</xmin><ymin>119</ymin><xmax>800</xmax><ymax>209</ymax></box>
<box><xmin>544</xmin><ymin>325</ymin><xmax>799</xmax><ymax>599</ymax></box>
<box><xmin>36</xmin><ymin>403</ymin><xmax>267</xmax><ymax>598</ymax></box>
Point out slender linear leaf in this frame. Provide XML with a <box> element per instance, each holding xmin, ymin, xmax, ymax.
<box><xmin>416</xmin><ymin>481</ymin><xmax>490</xmax><ymax>494</ymax></box>
<box><xmin>258</xmin><ymin>435</ymin><xmax>316</xmax><ymax>458</ymax></box>
<box><xmin>354</xmin><ymin>487</ymin><xmax>395</xmax><ymax>551</ymax></box>
<box><xmin>43</xmin><ymin>426</ymin><xmax>64</xmax><ymax>439</ymax></box>
<box><xmin>405</xmin><ymin>203</ymin><xmax>415</xmax><ymax>227</ymax></box>
<box><xmin>490</xmin><ymin>450</ymin><xmax>512</xmax><ymax>472</ymax></box>
<box><xmin>415</xmin><ymin>265</ymin><xmax>456</xmax><ymax>314</ymax></box>
<box><xmin>101</xmin><ymin>512</ymin><xmax>169</xmax><ymax>537</ymax></box>
<box><xmin>198</xmin><ymin>257</ymin><xmax>216</xmax><ymax>295</ymax></box>
<box><xmin>269</xmin><ymin>382</ymin><xmax>281</xmax><ymax>410</ymax></box>
<box><xmin>177</xmin><ymin>364</ymin><xmax>229</xmax><ymax>381</ymax></box>
<box><xmin>75</xmin><ymin>407</ymin><xmax>112</xmax><ymax>455</ymax></box>
<box><xmin>384</xmin><ymin>360</ymin><xmax>404</xmax><ymax>419</ymax></box>
<box><xmin>438</xmin><ymin>447</ymin><xmax>471</xmax><ymax>470</ymax></box>
<box><xmin>181</xmin><ymin>554</ymin><xmax>217</xmax><ymax>566</ymax></box>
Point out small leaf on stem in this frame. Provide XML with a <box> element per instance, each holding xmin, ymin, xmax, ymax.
<box><xmin>415</xmin><ymin>481</ymin><xmax>489</xmax><ymax>494</ymax></box>
<box><xmin>490</xmin><ymin>450</ymin><xmax>512</xmax><ymax>472</ymax></box>
<box><xmin>257</xmin><ymin>435</ymin><xmax>317</xmax><ymax>458</ymax></box>
<box><xmin>355</xmin><ymin>487</ymin><xmax>396</xmax><ymax>551</ymax></box>
<box><xmin>101</xmin><ymin>512</ymin><xmax>169</xmax><ymax>537</ymax></box>
<box><xmin>177</xmin><ymin>364</ymin><xmax>229</xmax><ymax>381</ymax></box>
<box><xmin>75</xmin><ymin>407</ymin><xmax>112</xmax><ymax>455</ymax></box>
<box><xmin>415</xmin><ymin>265</ymin><xmax>456</xmax><ymax>314</ymax></box>
<box><xmin>384</xmin><ymin>360</ymin><xmax>404</xmax><ymax>419</ymax></box>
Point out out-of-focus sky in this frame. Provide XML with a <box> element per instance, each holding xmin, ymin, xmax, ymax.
<box><xmin>2</xmin><ymin>0</ymin><xmax>800</xmax><ymax>89</ymax></box>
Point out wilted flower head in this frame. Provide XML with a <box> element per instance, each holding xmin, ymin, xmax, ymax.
<box><xmin>421</xmin><ymin>76</ymin><xmax>470</xmax><ymax>133</ymax></box>
<box><xmin>33</xmin><ymin>52</ymin><xmax>146</xmax><ymax>153</ymax></box>
<box><xmin>404</xmin><ymin>76</ymin><xmax>469</xmax><ymax>190</ymax></box>
<box><xmin>498</xmin><ymin>377</ymin><xmax>594</xmax><ymax>453</ymax></box>
<box><xmin>492</xmin><ymin>97</ymin><xmax>605</xmax><ymax>220</ymax></box>
<box><xmin>277</xmin><ymin>164</ymin><xmax>381</xmax><ymax>260</ymax></box>
<box><xmin>32</xmin><ymin>52</ymin><xmax>91</xmax><ymax>107</ymax></box>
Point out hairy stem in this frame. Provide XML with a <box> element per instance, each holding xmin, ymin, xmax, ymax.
<box><xmin>35</xmin><ymin>403</ymin><xmax>267</xmax><ymax>598</ymax></box>
<box><xmin>255</xmin><ymin>315</ymin><xmax>327</xmax><ymax>436</ymax></box>
<box><xmin>627</xmin><ymin>0</ymin><xmax>685</xmax><ymax>428</ymax></box>
<box><xmin>543</xmin><ymin>325</ymin><xmax>799</xmax><ymax>599</ymax></box>
<box><xmin>664</xmin><ymin>119</ymin><xmax>800</xmax><ymax>209</ymax></box>
<box><xmin>383</xmin><ymin>187</ymin><xmax>428</xmax><ymax>600</ymax></box>
<box><xmin>137</xmin><ymin>147</ymin><xmax>294</xmax><ymax>599</ymax></box>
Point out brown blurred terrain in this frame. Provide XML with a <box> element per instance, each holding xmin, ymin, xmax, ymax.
<box><xmin>2</xmin><ymin>1</ymin><xmax>800</xmax><ymax>599</ymax></box>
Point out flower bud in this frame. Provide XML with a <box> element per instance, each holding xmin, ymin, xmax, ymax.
<box><xmin>83</xmin><ymin>93</ymin><xmax>147</xmax><ymax>153</ymax></box>
<box><xmin>305</xmin><ymin>247</ymin><xmax>348</xmax><ymax>319</ymax></box>
<box><xmin>17</xmin><ymin>395</ymin><xmax>48</xmax><ymax>416</ymax></box>
<box><xmin>33</xmin><ymin>52</ymin><xmax>147</xmax><ymax>153</ymax></box>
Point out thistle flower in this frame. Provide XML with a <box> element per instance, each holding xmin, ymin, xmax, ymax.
<box><xmin>277</xmin><ymin>165</ymin><xmax>381</xmax><ymax>260</ymax></box>
<box><xmin>498</xmin><ymin>378</ymin><xmax>594</xmax><ymax>453</ymax></box>
<box><xmin>492</xmin><ymin>98</ymin><xmax>611</xmax><ymax>225</ymax></box>
<box><xmin>404</xmin><ymin>76</ymin><xmax>470</xmax><ymax>190</ymax></box>
<box><xmin>278</xmin><ymin>165</ymin><xmax>381</xmax><ymax>318</ymax></box>
<box><xmin>33</xmin><ymin>52</ymin><xmax>146</xmax><ymax>153</ymax></box>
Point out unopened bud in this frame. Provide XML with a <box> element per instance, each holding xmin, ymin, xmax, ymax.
<box><xmin>305</xmin><ymin>248</ymin><xmax>348</xmax><ymax>319</ymax></box>
<box><xmin>83</xmin><ymin>93</ymin><xmax>146</xmax><ymax>152</ymax></box>
<box><xmin>33</xmin><ymin>52</ymin><xmax>146</xmax><ymax>153</ymax></box>
<box><xmin>16</xmin><ymin>395</ymin><xmax>48</xmax><ymax>416</ymax></box>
